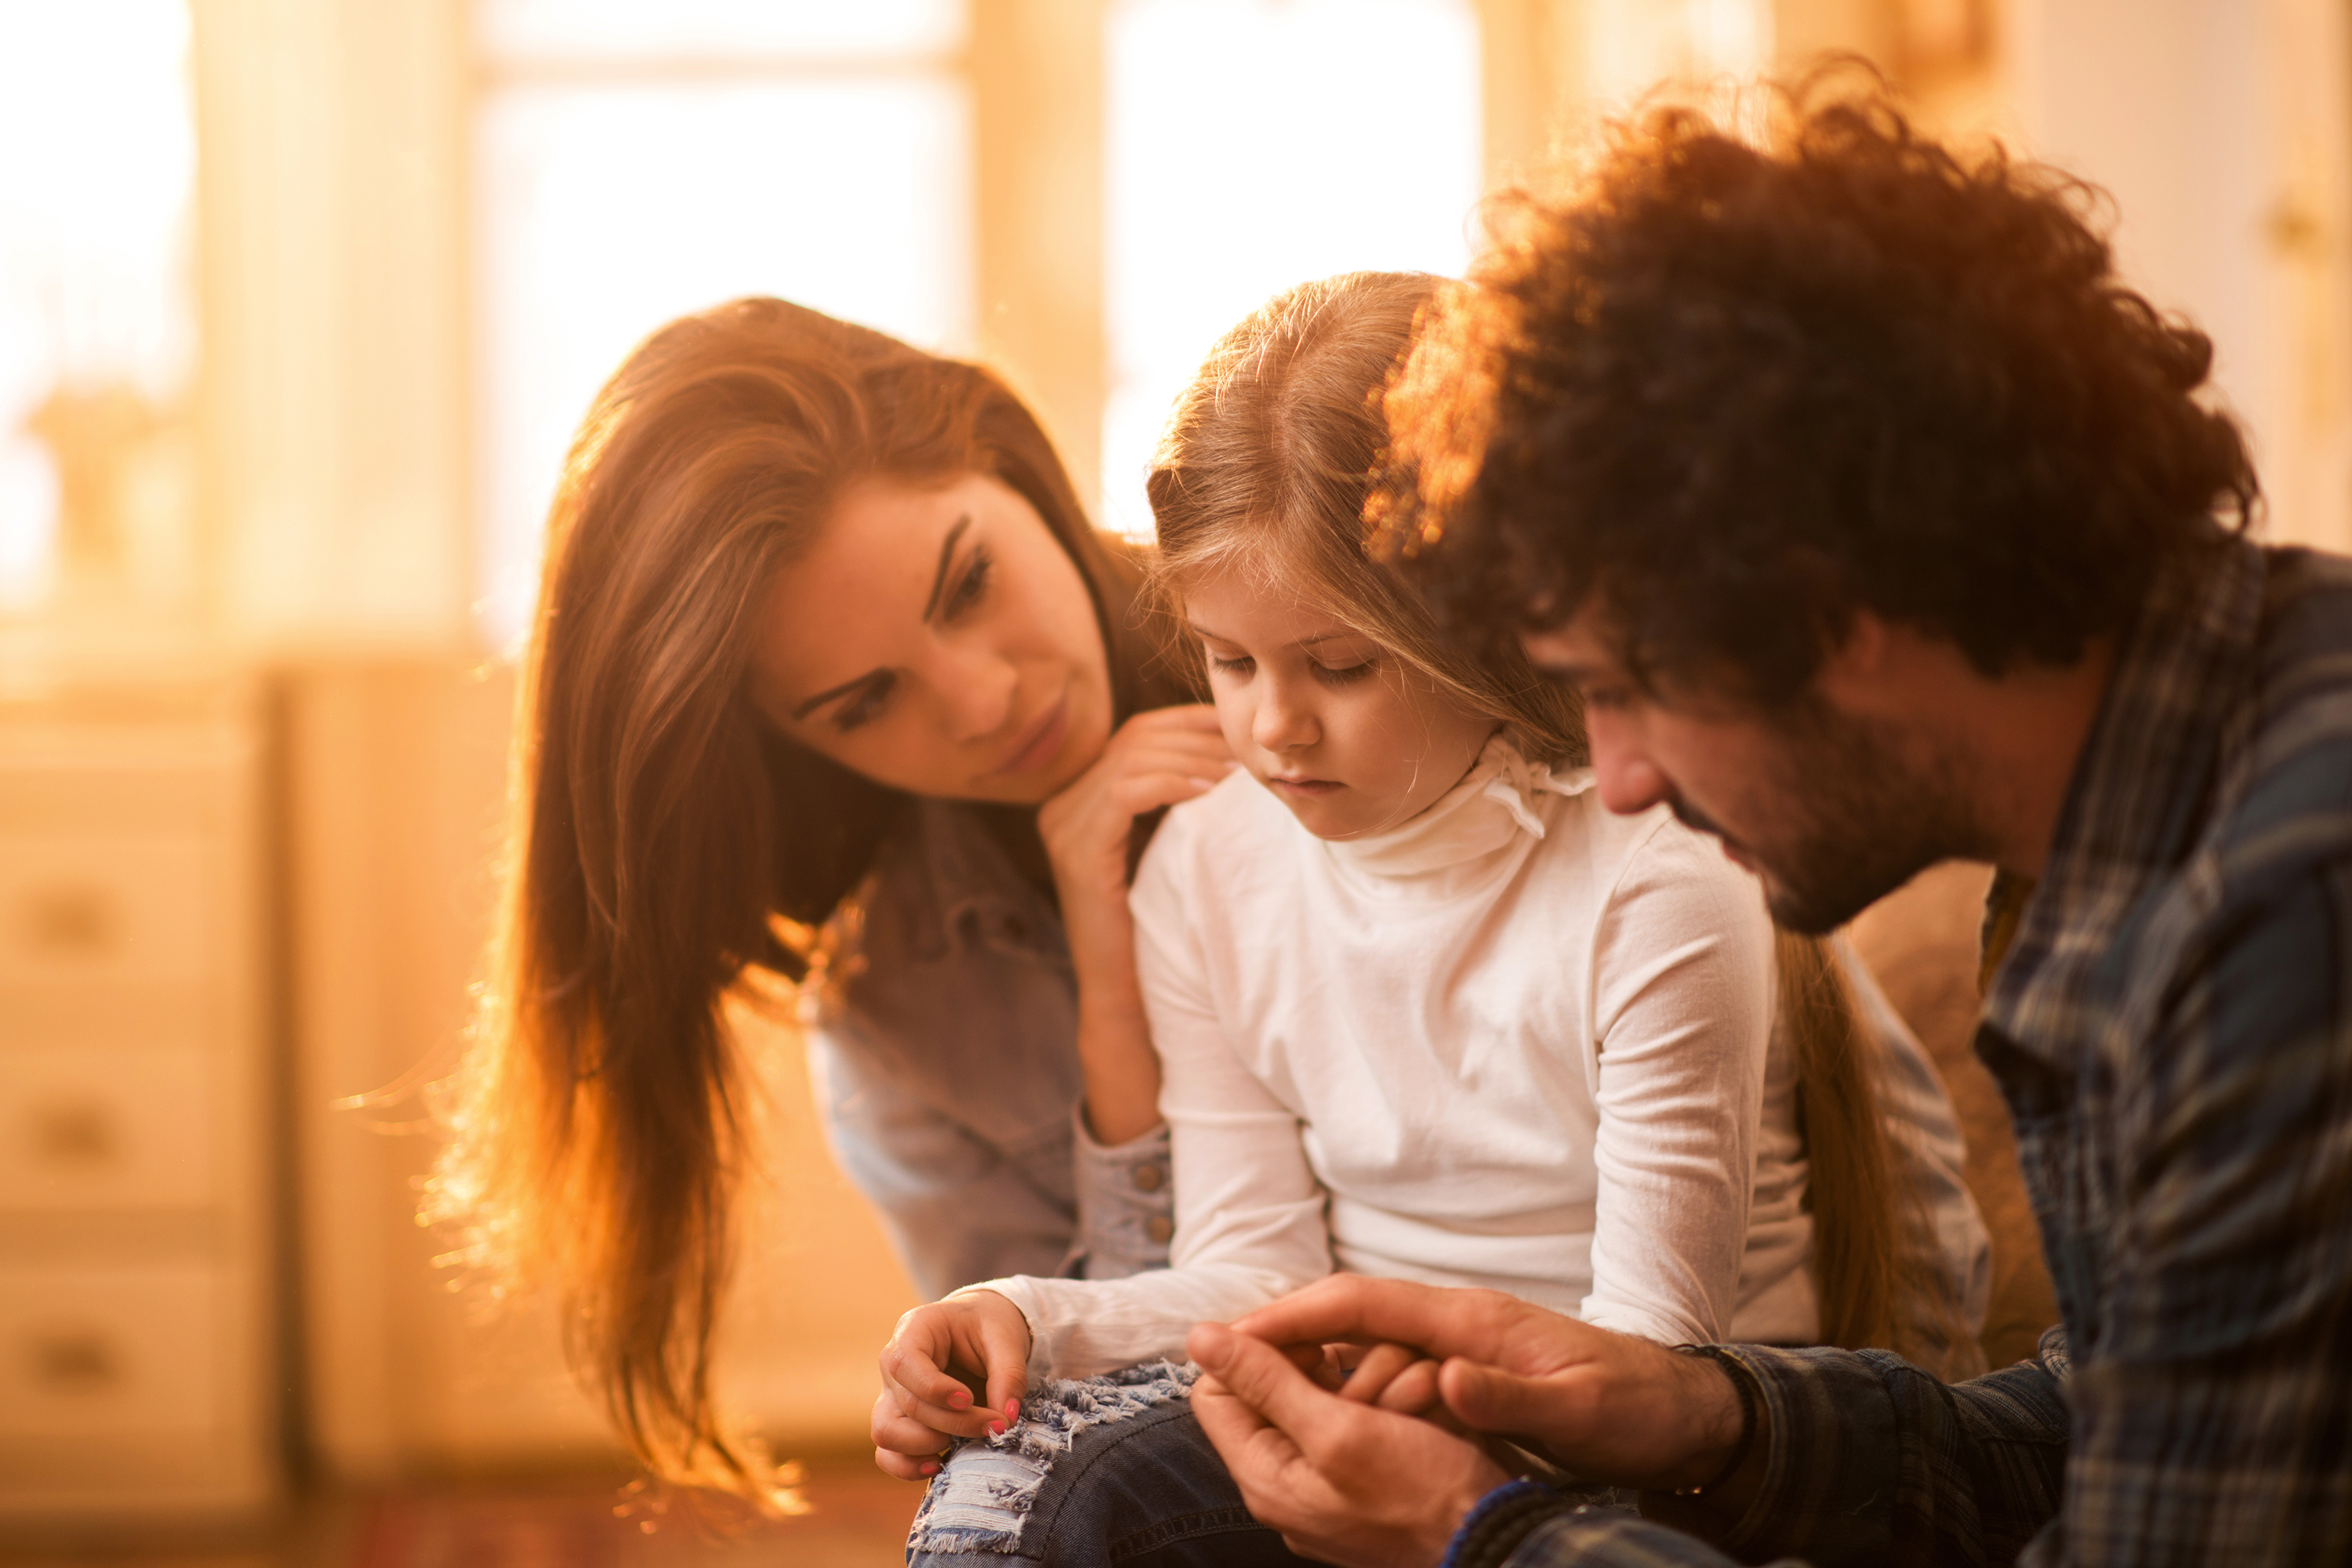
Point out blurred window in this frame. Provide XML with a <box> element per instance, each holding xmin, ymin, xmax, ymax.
<box><xmin>0</xmin><ymin>2</ymin><xmax>197</xmax><ymax>615</ymax></box>
<box><xmin>1102</xmin><ymin>0</ymin><xmax>1483</xmax><ymax>539</ymax></box>
<box><xmin>473</xmin><ymin>0</ymin><xmax>972</xmax><ymax>649</ymax></box>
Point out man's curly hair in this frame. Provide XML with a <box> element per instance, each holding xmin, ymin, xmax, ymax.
<box><xmin>1374</xmin><ymin>78</ymin><xmax>2257</xmax><ymax>702</ymax></box>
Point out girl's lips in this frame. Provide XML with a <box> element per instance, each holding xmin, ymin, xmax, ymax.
<box><xmin>990</xmin><ymin>695</ymin><xmax>1069</xmax><ymax>777</ymax></box>
<box><xmin>1267</xmin><ymin>775</ymin><xmax>1343</xmax><ymax>797</ymax></box>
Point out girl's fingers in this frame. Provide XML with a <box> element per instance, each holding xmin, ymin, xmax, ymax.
<box><xmin>879</xmin><ymin>1334</ymin><xmax>975</xmax><ymax>1414</ymax></box>
<box><xmin>874</xmin><ymin>1404</ymin><xmax>960</xmax><ymax>1458</ymax></box>
<box><xmin>1337</xmin><ymin>1341</ymin><xmax>1420</xmax><ymax>1406</ymax></box>
<box><xmin>873</xmin><ymin>1445</ymin><xmax>942</xmax><ymax>1483</ymax></box>
<box><xmin>978</xmin><ymin>1309</ymin><xmax>1033</xmax><ymax>1437</ymax></box>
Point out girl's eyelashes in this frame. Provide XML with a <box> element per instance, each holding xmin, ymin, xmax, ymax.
<box><xmin>942</xmin><ymin>543</ymin><xmax>993</xmax><ymax>620</ymax></box>
<box><xmin>1312</xmin><ymin>655</ymin><xmax>1377</xmax><ymax>686</ymax></box>
<box><xmin>1207</xmin><ymin>652</ymin><xmax>1254</xmax><ymax>677</ymax></box>
<box><xmin>832</xmin><ymin>672</ymin><xmax>896</xmax><ymax>732</ymax></box>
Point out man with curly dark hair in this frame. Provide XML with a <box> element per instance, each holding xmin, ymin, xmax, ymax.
<box><xmin>1172</xmin><ymin>86</ymin><xmax>2352</xmax><ymax>1568</ymax></box>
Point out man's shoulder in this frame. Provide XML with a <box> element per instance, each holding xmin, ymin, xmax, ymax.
<box><xmin>2212</xmin><ymin>545</ymin><xmax>2352</xmax><ymax>890</ymax></box>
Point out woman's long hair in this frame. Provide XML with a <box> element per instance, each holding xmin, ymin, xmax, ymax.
<box><xmin>1148</xmin><ymin>271</ymin><xmax>1965</xmax><ymax>1367</ymax></box>
<box><xmin>427</xmin><ymin>298</ymin><xmax>1167</xmax><ymax>1497</ymax></box>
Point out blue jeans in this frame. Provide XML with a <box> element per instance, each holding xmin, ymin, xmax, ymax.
<box><xmin>906</xmin><ymin>1396</ymin><xmax>1314</xmax><ymax>1567</ymax></box>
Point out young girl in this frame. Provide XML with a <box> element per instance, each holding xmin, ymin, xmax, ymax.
<box><xmin>874</xmin><ymin>273</ymin><xmax>1986</xmax><ymax>1555</ymax></box>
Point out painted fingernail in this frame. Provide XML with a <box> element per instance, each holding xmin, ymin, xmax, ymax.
<box><xmin>921</xmin><ymin>1462</ymin><xmax>941</xmax><ymax>1476</ymax></box>
<box><xmin>1005</xmin><ymin>1399</ymin><xmax>1021</xmax><ymax>1420</ymax></box>
<box><xmin>989</xmin><ymin>1420</ymin><xmax>1007</xmax><ymax>1436</ymax></box>
<box><xmin>947</xmin><ymin>1388</ymin><xmax>971</xmax><ymax>1409</ymax></box>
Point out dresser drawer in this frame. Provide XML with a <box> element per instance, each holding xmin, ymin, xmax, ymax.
<box><xmin>0</xmin><ymin>1264</ymin><xmax>221</xmax><ymax>1437</ymax></box>
<box><xmin>0</xmin><ymin>837</ymin><xmax>212</xmax><ymax>987</ymax></box>
<box><xmin>0</xmin><ymin>1048</ymin><xmax>216</xmax><ymax>1210</ymax></box>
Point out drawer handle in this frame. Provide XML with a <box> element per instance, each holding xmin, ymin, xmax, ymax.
<box><xmin>27</xmin><ymin>1330</ymin><xmax>121</xmax><ymax>1393</ymax></box>
<box><xmin>17</xmin><ymin>884</ymin><xmax>120</xmax><ymax>956</ymax></box>
<box><xmin>31</xmin><ymin>1102</ymin><xmax>118</xmax><ymax>1167</ymax></box>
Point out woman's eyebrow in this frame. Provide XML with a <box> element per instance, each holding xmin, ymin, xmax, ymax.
<box><xmin>920</xmin><ymin>515</ymin><xmax>974</xmax><ymax>622</ymax></box>
<box><xmin>789</xmin><ymin>670</ymin><xmax>883</xmax><ymax>722</ymax></box>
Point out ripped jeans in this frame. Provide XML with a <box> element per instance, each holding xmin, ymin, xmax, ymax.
<box><xmin>906</xmin><ymin>1363</ymin><xmax>1309</xmax><ymax>1566</ymax></box>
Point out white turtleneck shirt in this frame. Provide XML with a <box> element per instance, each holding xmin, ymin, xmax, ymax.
<box><xmin>978</xmin><ymin>737</ymin><xmax>1823</xmax><ymax>1381</ymax></box>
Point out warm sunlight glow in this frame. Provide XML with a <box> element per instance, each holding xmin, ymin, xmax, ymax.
<box><xmin>474</xmin><ymin>2</ymin><xmax>971</xmax><ymax>651</ymax></box>
<box><xmin>0</xmin><ymin>1</ymin><xmax>194</xmax><ymax>614</ymax></box>
<box><xmin>1102</xmin><ymin>0</ymin><xmax>1483</xmax><ymax>541</ymax></box>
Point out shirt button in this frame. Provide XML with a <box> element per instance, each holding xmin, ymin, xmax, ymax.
<box><xmin>1132</xmin><ymin>1163</ymin><xmax>1167</xmax><ymax>1192</ymax></box>
<box><xmin>1145</xmin><ymin>1214</ymin><xmax>1174</xmax><ymax>1245</ymax></box>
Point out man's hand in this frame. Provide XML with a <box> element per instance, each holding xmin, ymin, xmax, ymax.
<box><xmin>1228</xmin><ymin>1276</ymin><xmax>1753</xmax><ymax>1494</ymax></box>
<box><xmin>1189</xmin><ymin>1321</ymin><xmax>1508</xmax><ymax>1568</ymax></box>
<box><xmin>871</xmin><ymin>1290</ymin><xmax>1032</xmax><ymax>1481</ymax></box>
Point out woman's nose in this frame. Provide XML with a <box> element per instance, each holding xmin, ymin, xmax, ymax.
<box><xmin>1250</xmin><ymin>682</ymin><xmax>1318</xmax><ymax>753</ymax></box>
<box><xmin>937</xmin><ymin>641</ymin><xmax>1018</xmax><ymax>743</ymax></box>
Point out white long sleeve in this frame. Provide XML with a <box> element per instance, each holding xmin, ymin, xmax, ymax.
<box><xmin>978</xmin><ymin>739</ymin><xmax>1802</xmax><ymax>1380</ymax></box>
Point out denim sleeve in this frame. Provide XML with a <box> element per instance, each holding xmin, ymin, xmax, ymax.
<box><xmin>808</xmin><ymin>1022</ymin><xmax>1080</xmax><ymax>1301</ymax></box>
<box><xmin>1065</xmin><ymin>1109</ymin><xmax>1174</xmax><ymax>1280</ymax></box>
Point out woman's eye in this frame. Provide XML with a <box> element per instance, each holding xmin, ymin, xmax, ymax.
<box><xmin>942</xmin><ymin>546</ymin><xmax>993</xmax><ymax>619</ymax></box>
<box><xmin>833</xmin><ymin>673</ymin><xmax>895</xmax><ymax>732</ymax></box>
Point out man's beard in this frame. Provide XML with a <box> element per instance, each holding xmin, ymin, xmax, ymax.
<box><xmin>1674</xmin><ymin>696</ymin><xmax>1974</xmax><ymax>935</ymax></box>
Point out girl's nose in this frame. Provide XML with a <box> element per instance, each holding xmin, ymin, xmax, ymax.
<box><xmin>1250</xmin><ymin>685</ymin><xmax>1318</xmax><ymax>753</ymax></box>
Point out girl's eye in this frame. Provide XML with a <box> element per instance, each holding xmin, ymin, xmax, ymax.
<box><xmin>1312</xmin><ymin>658</ymin><xmax>1377</xmax><ymax>686</ymax></box>
<box><xmin>833</xmin><ymin>672</ymin><xmax>896</xmax><ymax>732</ymax></box>
<box><xmin>1207</xmin><ymin>652</ymin><xmax>1254</xmax><ymax>677</ymax></box>
<box><xmin>942</xmin><ymin>546</ymin><xmax>993</xmax><ymax>619</ymax></box>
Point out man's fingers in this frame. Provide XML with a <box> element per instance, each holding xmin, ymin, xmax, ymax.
<box><xmin>1337</xmin><ymin>1341</ymin><xmax>1419</xmax><ymax>1406</ymax></box>
<box><xmin>1439</xmin><ymin>1356</ymin><xmax>1566</xmax><ymax>1438</ymax></box>
<box><xmin>1188</xmin><ymin>1322</ymin><xmax>1355</xmax><ymax>1457</ymax></box>
<box><xmin>1228</xmin><ymin>1274</ymin><xmax>1463</xmax><ymax>1356</ymax></box>
<box><xmin>1374</xmin><ymin>1357</ymin><xmax>1444</xmax><ymax>1416</ymax></box>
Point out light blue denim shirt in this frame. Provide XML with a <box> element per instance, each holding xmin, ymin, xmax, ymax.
<box><xmin>804</xmin><ymin>798</ymin><xmax>1174</xmax><ymax>1302</ymax></box>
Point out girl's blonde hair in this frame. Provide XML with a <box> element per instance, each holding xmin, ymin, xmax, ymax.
<box><xmin>1147</xmin><ymin>270</ymin><xmax>1973</xmax><ymax>1371</ymax></box>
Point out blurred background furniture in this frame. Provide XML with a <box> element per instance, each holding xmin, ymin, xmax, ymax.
<box><xmin>0</xmin><ymin>670</ymin><xmax>277</xmax><ymax>1523</ymax></box>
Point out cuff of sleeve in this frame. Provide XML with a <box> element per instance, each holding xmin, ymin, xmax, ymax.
<box><xmin>1439</xmin><ymin>1480</ymin><xmax>1576</xmax><ymax>1568</ymax></box>
<box><xmin>1700</xmin><ymin>1343</ymin><xmax>1900</xmax><ymax>1563</ymax></box>
<box><xmin>1065</xmin><ymin>1109</ymin><xmax>1174</xmax><ymax>1281</ymax></box>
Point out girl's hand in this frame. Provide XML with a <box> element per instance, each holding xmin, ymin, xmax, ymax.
<box><xmin>872</xmin><ymin>1290</ymin><xmax>1033</xmax><ymax>1481</ymax></box>
<box><xmin>1036</xmin><ymin>704</ymin><xmax>1232</xmax><ymax>967</ymax></box>
<box><xmin>1037</xmin><ymin>705</ymin><xmax>1233</xmax><ymax>1145</ymax></box>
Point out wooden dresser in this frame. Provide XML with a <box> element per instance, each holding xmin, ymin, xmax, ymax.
<box><xmin>0</xmin><ymin>671</ymin><xmax>278</xmax><ymax>1523</ymax></box>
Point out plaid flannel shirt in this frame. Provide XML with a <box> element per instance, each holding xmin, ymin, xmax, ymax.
<box><xmin>1454</xmin><ymin>534</ymin><xmax>2352</xmax><ymax>1567</ymax></box>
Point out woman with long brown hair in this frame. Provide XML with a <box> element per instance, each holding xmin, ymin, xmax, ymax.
<box><xmin>429</xmin><ymin>297</ymin><xmax>1222</xmax><ymax>1494</ymax></box>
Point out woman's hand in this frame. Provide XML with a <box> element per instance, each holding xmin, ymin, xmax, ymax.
<box><xmin>872</xmin><ymin>1290</ymin><xmax>1034</xmax><ymax>1481</ymax></box>
<box><xmin>1036</xmin><ymin>706</ymin><xmax>1233</xmax><ymax>1144</ymax></box>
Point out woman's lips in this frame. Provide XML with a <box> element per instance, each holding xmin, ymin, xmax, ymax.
<box><xmin>1267</xmin><ymin>775</ymin><xmax>1343</xmax><ymax>797</ymax></box>
<box><xmin>990</xmin><ymin>695</ymin><xmax>1069</xmax><ymax>777</ymax></box>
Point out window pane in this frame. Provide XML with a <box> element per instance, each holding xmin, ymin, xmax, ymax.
<box><xmin>479</xmin><ymin>0</ymin><xmax>965</xmax><ymax>63</ymax></box>
<box><xmin>475</xmin><ymin>78</ymin><xmax>971</xmax><ymax>648</ymax></box>
<box><xmin>0</xmin><ymin>1</ymin><xmax>196</xmax><ymax>615</ymax></box>
<box><xmin>1104</xmin><ymin>0</ymin><xmax>1482</xmax><ymax>539</ymax></box>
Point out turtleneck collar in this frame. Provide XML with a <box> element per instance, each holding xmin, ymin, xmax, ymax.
<box><xmin>1321</xmin><ymin>733</ymin><xmax>1592</xmax><ymax>880</ymax></box>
